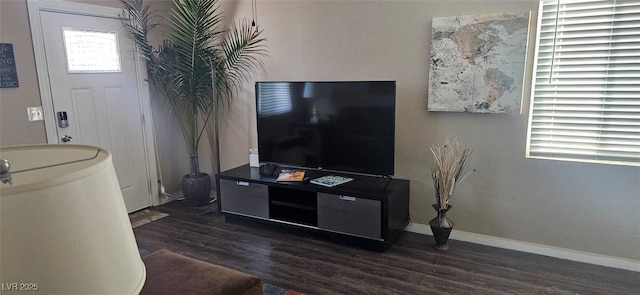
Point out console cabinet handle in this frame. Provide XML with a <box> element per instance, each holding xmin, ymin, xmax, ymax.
<box><xmin>236</xmin><ymin>181</ymin><xmax>250</xmax><ymax>187</ymax></box>
<box><xmin>339</xmin><ymin>195</ymin><xmax>356</xmax><ymax>201</ymax></box>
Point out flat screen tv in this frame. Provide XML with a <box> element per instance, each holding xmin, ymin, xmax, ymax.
<box><xmin>256</xmin><ymin>81</ymin><xmax>395</xmax><ymax>176</ymax></box>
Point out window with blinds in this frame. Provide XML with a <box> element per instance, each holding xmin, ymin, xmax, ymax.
<box><xmin>526</xmin><ymin>0</ymin><xmax>640</xmax><ymax>166</ymax></box>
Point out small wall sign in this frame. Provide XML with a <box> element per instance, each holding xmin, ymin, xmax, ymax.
<box><xmin>1</xmin><ymin>43</ymin><xmax>19</xmax><ymax>88</ymax></box>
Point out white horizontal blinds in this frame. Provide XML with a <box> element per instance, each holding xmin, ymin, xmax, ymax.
<box><xmin>256</xmin><ymin>83</ymin><xmax>292</xmax><ymax>116</ymax></box>
<box><xmin>528</xmin><ymin>0</ymin><xmax>640</xmax><ymax>165</ymax></box>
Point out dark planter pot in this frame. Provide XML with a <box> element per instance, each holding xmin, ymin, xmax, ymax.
<box><xmin>429</xmin><ymin>204</ymin><xmax>454</xmax><ymax>251</ymax></box>
<box><xmin>182</xmin><ymin>173</ymin><xmax>211</xmax><ymax>206</ymax></box>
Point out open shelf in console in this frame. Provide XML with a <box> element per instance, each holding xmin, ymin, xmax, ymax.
<box><xmin>269</xmin><ymin>186</ymin><xmax>317</xmax><ymax>226</ymax></box>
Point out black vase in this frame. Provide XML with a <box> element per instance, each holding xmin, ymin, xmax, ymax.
<box><xmin>429</xmin><ymin>204</ymin><xmax>454</xmax><ymax>250</ymax></box>
<box><xmin>182</xmin><ymin>173</ymin><xmax>211</xmax><ymax>206</ymax></box>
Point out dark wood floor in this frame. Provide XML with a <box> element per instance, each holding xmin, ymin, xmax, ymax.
<box><xmin>133</xmin><ymin>201</ymin><xmax>639</xmax><ymax>295</ymax></box>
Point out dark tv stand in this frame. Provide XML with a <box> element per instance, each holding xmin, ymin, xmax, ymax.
<box><xmin>215</xmin><ymin>164</ymin><xmax>410</xmax><ymax>251</ymax></box>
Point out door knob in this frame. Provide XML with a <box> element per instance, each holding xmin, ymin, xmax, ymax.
<box><xmin>61</xmin><ymin>135</ymin><xmax>73</xmax><ymax>143</ymax></box>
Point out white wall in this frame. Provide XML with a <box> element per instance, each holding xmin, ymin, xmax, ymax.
<box><xmin>219</xmin><ymin>0</ymin><xmax>640</xmax><ymax>262</ymax></box>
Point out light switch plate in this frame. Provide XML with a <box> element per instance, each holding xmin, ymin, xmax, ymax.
<box><xmin>27</xmin><ymin>106</ymin><xmax>44</xmax><ymax>122</ymax></box>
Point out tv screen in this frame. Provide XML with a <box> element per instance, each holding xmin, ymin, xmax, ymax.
<box><xmin>256</xmin><ymin>81</ymin><xmax>395</xmax><ymax>176</ymax></box>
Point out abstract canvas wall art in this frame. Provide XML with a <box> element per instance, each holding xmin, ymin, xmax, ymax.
<box><xmin>428</xmin><ymin>12</ymin><xmax>530</xmax><ymax>113</ymax></box>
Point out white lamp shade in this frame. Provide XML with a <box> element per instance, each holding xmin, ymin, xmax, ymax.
<box><xmin>0</xmin><ymin>144</ymin><xmax>146</xmax><ymax>294</ymax></box>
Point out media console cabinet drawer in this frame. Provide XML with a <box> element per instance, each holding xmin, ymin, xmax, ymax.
<box><xmin>317</xmin><ymin>192</ymin><xmax>382</xmax><ymax>239</ymax></box>
<box><xmin>219</xmin><ymin>179</ymin><xmax>269</xmax><ymax>218</ymax></box>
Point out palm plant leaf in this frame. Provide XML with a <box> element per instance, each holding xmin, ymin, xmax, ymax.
<box><xmin>218</xmin><ymin>19</ymin><xmax>267</xmax><ymax>106</ymax></box>
<box><xmin>120</xmin><ymin>0</ymin><xmax>156</xmax><ymax>63</ymax></box>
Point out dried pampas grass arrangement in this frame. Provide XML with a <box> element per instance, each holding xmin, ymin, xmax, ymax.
<box><xmin>430</xmin><ymin>138</ymin><xmax>474</xmax><ymax>210</ymax></box>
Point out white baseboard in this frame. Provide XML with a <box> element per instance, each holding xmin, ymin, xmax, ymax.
<box><xmin>405</xmin><ymin>223</ymin><xmax>640</xmax><ymax>272</ymax></box>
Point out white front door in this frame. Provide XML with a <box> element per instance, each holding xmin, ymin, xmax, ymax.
<box><xmin>28</xmin><ymin>0</ymin><xmax>157</xmax><ymax>212</ymax></box>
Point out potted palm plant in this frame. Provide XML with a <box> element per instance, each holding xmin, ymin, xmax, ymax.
<box><xmin>120</xmin><ymin>0</ymin><xmax>266</xmax><ymax>205</ymax></box>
